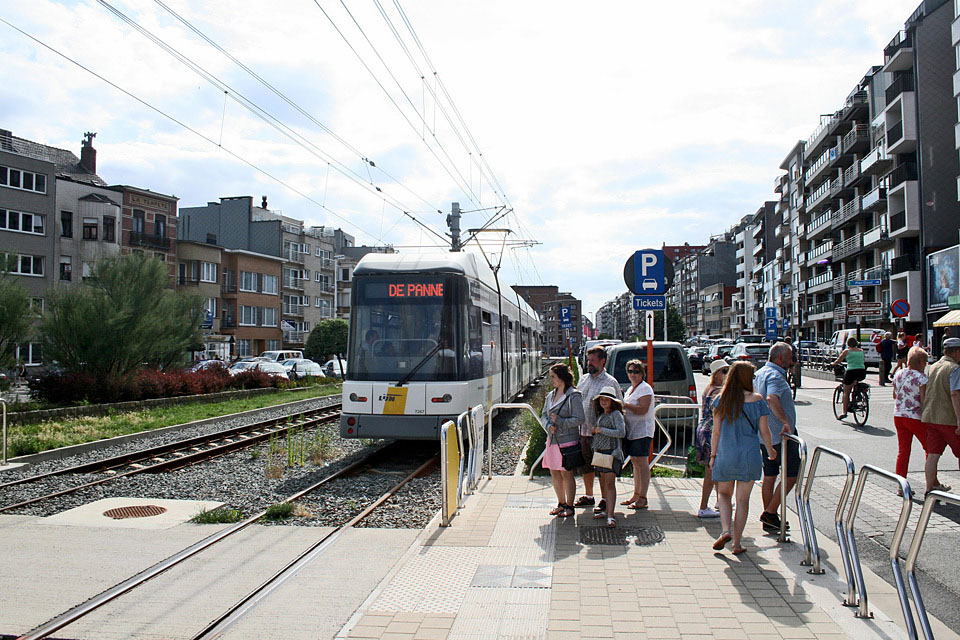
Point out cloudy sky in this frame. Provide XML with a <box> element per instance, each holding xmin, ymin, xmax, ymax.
<box><xmin>1</xmin><ymin>0</ymin><xmax>918</xmax><ymax>317</ymax></box>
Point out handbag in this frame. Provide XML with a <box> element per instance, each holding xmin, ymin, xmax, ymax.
<box><xmin>591</xmin><ymin>451</ymin><xmax>615</xmax><ymax>468</ymax></box>
<box><xmin>560</xmin><ymin>443</ymin><xmax>586</xmax><ymax>470</ymax></box>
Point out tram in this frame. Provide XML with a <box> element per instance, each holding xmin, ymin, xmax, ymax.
<box><xmin>339</xmin><ymin>252</ymin><xmax>543</xmax><ymax>439</ymax></box>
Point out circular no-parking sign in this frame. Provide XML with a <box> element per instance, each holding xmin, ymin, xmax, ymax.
<box><xmin>892</xmin><ymin>299</ymin><xmax>910</xmax><ymax>318</ymax></box>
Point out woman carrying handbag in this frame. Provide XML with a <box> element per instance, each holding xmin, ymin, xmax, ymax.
<box><xmin>540</xmin><ymin>363</ymin><xmax>585</xmax><ymax>517</ymax></box>
<box><xmin>591</xmin><ymin>386</ymin><xmax>626</xmax><ymax>528</ymax></box>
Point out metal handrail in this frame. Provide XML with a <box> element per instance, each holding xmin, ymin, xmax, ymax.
<box><xmin>486</xmin><ymin>403</ymin><xmax>542</xmax><ymax>479</ymax></box>
<box><xmin>642</xmin><ymin>403</ymin><xmax>685</xmax><ymax>467</ymax></box>
<box><xmin>778</xmin><ymin>434</ymin><xmax>810</xmax><ymax>551</ymax></box>
<box><xmin>456</xmin><ymin>410</ymin><xmax>470</xmax><ymax>507</ymax></box>
<box><xmin>468</xmin><ymin>405</ymin><xmax>485</xmax><ymax>493</ymax></box>
<box><xmin>905</xmin><ymin>489</ymin><xmax>960</xmax><ymax>640</ymax></box>
<box><xmin>1</xmin><ymin>399</ymin><xmax>6</xmax><ymax>466</ymax></box>
<box><xmin>845</xmin><ymin>465</ymin><xmax>914</xmax><ymax>631</ymax></box>
<box><xmin>802</xmin><ymin>446</ymin><xmax>856</xmax><ymax>593</ymax></box>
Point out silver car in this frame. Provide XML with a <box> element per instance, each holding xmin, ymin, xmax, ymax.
<box><xmin>726</xmin><ymin>343</ymin><xmax>771</xmax><ymax>368</ymax></box>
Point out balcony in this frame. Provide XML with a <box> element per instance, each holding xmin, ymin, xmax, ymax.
<box><xmin>843</xmin><ymin>162</ymin><xmax>861</xmax><ymax>187</ymax></box>
<box><xmin>806</xmin><ymin>241</ymin><xmax>833</xmax><ymax>264</ymax></box>
<box><xmin>887</xmin><ymin>121</ymin><xmax>903</xmax><ymax>146</ymax></box>
<box><xmin>805</xmin><ymin>117</ymin><xmax>836</xmax><ymax>160</ymax></box>
<box><xmin>178</xmin><ymin>276</ymin><xmax>200</xmax><ymax>286</ymax></box>
<box><xmin>886</xmin><ymin>73</ymin><xmax>914</xmax><ymax>104</ymax></box>
<box><xmin>283</xmin><ymin>278</ymin><xmax>304</xmax><ymax>291</ymax></box>
<box><xmin>842</xmin><ymin>123</ymin><xmax>870</xmax><ymax>155</ymax></box>
<box><xmin>862</xmin><ymin>225</ymin><xmax>889</xmax><ymax>248</ymax></box>
<box><xmin>806</xmin><ymin>180</ymin><xmax>832</xmax><ymax>212</ymax></box>
<box><xmin>283</xmin><ymin>251</ymin><xmax>305</xmax><ymax>264</ymax></box>
<box><xmin>774</xmin><ymin>174</ymin><xmax>786</xmax><ymax>194</ymax></box>
<box><xmin>806</xmin><ymin>209</ymin><xmax>834</xmax><ymax>239</ymax></box>
<box><xmin>833</xmin><ymin>234</ymin><xmax>863</xmax><ymax>261</ymax></box>
<box><xmin>862</xmin><ymin>265</ymin><xmax>890</xmax><ymax>283</ymax></box>
<box><xmin>833</xmin><ymin>272</ymin><xmax>852</xmax><ymax>293</ymax></box>
<box><xmin>283</xmin><ymin>331</ymin><xmax>307</xmax><ymax>344</ymax></box>
<box><xmin>841</xmin><ymin>91</ymin><xmax>869</xmax><ymax>121</ymax></box>
<box><xmin>805</xmin><ymin>149</ymin><xmax>832</xmax><ymax>185</ymax></box>
<box><xmin>861</xmin><ymin>186</ymin><xmax>887</xmax><ymax>213</ymax></box>
<box><xmin>221</xmin><ymin>315</ymin><xmax>235</xmax><ymax>329</ymax></box>
<box><xmin>883</xmin><ymin>31</ymin><xmax>913</xmax><ymax>72</ymax></box>
<box><xmin>736</xmin><ymin>248</ymin><xmax>744</xmax><ymax>260</ymax></box>
<box><xmin>221</xmin><ymin>282</ymin><xmax>237</xmax><ymax>295</ymax></box>
<box><xmin>860</xmin><ymin>143</ymin><xmax>894</xmax><ymax>177</ymax></box>
<box><xmin>753</xmin><ymin>241</ymin><xmax>764</xmax><ymax>256</ymax></box>
<box><xmin>829</xmin><ymin>177</ymin><xmax>847</xmax><ymax>199</ymax></box>
<box><xmin>807</xmin><ymin>300</ymin><xmax>835</xmax><ymax>320</ymax></box>
<box><xmin>834</xmin><ymin>306</ymin><xmax>847</xmax><ymax>322</ymax></box>
<box><xmin>807</xmin><ymin>270</ymin><xmax>834</xmax><ymax>293</ymax></box>
<box><xmin>888</xmin><ymin>162</ymin><xmax>917</xmax><ymax>190</ymax></box>
<box><xmin>129</xmin><ymin>231</ymin><xmax>170</xmax><ymax>250</ymax></box>
<box><xmin>891</xmin><ymin>254</ymin><xmax>921</xmax><ymax>275</ymax></box>
<box><xmin>283</xmin><ymin>304</ymin><xmax>305</xmax><ymax>317</ymax></box>
<box><xmin>832</xmin><ymin>197</ymin><xmax>862</xmax><ymax>229</ymax></box>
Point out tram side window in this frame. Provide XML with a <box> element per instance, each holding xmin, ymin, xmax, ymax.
<box><xmin>480</xmin><ymin>310</ymin><xmax>495</xmax><ymax>377</ymax></box>
<box><xmin>467</xmin><ymin>306</ymin><xmax>483</xmax><ymax>379</ymax></box>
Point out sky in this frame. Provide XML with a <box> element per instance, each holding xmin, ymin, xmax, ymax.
<box><xmin>0</xmin><ymin>0</ymin><xmax>921</xmax><ymax>319</ymax></box>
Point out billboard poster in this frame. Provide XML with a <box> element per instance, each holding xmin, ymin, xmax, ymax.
<box><xmin>927</xmin><ymin>245</ymin><xmax>960</xmax><ymax>310</ymax></box>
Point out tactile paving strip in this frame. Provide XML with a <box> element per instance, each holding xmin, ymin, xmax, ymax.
<box><xmin>578</xmin><ymin>525</ymin><xmax>665</xmax><ymax>546</ymax></box>
<box><xmin>372</xmin><ymin>546</ymin><xmax>484</xmax><ymax>612</ymax></box>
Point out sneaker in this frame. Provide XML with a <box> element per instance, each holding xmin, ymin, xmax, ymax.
<box><xmin>759</xmin><ymin>511</ymin><xmax>790</xmax><ymax>532</ymax></box>
<box><xmin>698</xmin><ymin>508</ymin><xmax>720</xmax><ymax>518</ymax></box>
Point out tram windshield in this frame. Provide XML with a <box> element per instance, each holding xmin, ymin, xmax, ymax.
<box><xmin>348</xmin><ymin>275</ymin><xmax>460</xmax><ymax>382</ymax></box>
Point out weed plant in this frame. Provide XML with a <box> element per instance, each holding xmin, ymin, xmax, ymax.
<box><xmin>263</xmin><ymin>502</ymin><xmax>295</xmax><ymax>520</ymax></box>
<box><xmin>191</xmin><ymin>507</ymin><xmax>245</xmax><ymax>524</ymax></box>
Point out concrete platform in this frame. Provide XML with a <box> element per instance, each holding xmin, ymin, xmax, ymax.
<box><xmin>41</xmin><ymin>497</ymin><xmax>224</xmax><ymax>529</ymax></box>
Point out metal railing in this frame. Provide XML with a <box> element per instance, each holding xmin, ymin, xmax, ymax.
<box><xmin>845</xmin><ymin>465</ymin><xmax>914</xmax><ymax>627</ymax></box>
<box><xmin>2</xmin><ymin>399</ymin><xmax>6</xmax><ymax>466</ymax></box>
<box><xmin>801</xmin><ymin>446</ymin><xmax>856</xmax><ymax>585</ymax></box>
<box><xmin>905</xmin><ymin>490</ymin><xmax>960</xmax><ymax>640</ymax></box>
<box><xmin>647</xmin><ymin>396</ymin><xmax>696</xmax><ymax>467</ymax></box>
<box><xmin>487</xmin><ymin>403</ymin><xmax>542</xmax><ymax>479</ymax></box>
<box><xmin>777</xmin><ymin>434</ymin><xmax>811</xmax><ymax>551</ymax></box>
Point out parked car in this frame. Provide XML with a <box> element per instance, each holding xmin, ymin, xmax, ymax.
<box><xmin>687</xmin><ymin>347</ymin><xmax>709</xmax><ymax>371</ymax></box>
<box><xmin>827</xmin><ymin>328</ymin><xmax>883</xmax><ymax>369</ymax></box>
<box><xmin>734</xmin><ymin>335</ymin><xmax>767</xmax><ymax>344</ymax></box>
<box><xmin>604</xmin><ymin>341</ymin><xmax>697</xmax><ymax>401</ymax></box>
<box><xmin>581</xmin><ymin>339</ymin><xmax>622</xmax><ymax>368</ymax></box>
<box><xmin>258</xmin><ymin>350</ymin><xmax>304</xmax><ymax>363</ymax></box>
<box><xmin>701</xmin><ymin>343</ymin><xmax>734</xmax><ymax>375</ymax></box>
<box><xmin>228</xmin><ymin>360</ymin><xmax>288</xmax><ymax>379</ymax></box>
<box><xmin>323</xmin><ymin>359</ymin><xmax>347</xmax><ymax>379</ymax></box>
<box><xmin>282</xmin><ymin>358</ymin><xmax>323</xmax><ymax>380</ymax></box>
<box><xmin>187</xmin><ymin>360</ymin><xmax>228</xmax><ymax>373</ymax></box>
<box><xmin>727</xmin><ymin>343</ymin><xmax>772</xmax><ymax>368</ymax></box>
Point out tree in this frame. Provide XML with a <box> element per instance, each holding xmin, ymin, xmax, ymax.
<box><xmin>597</xmin><ymin>332</ymin><xmax>613</xmax><ymax>340</ymax></box>
<box><xmin>652</xmin><ymin>304</ymin><xmax>686</xmax><ymax>342</ymax></box>
<box><xmin>0</xmin><ymin>270</ymin><xmax>31</xmax><ymax>369</ymax></box>
<box><xmin>304</xmin><ymin>318</ymin><xmax>348</xmax><ymax>362</ymax></box>
<box><xmin>39</xmin><ymin>253</ymin><xmax>205</xmax><ymax>377</ymax></box>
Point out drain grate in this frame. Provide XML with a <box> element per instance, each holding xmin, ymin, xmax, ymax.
<box><xmin>103</xmin><ymin>505</ymin><xmax>168</xmax><ymax>519</ymax></box>
<box><xmin>579</xmin><ymin>525</ymin><xmax>665</xmax><ymax>546</ymax></box>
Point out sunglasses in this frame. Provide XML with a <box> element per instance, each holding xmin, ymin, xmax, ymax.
<box><xmin>627</xmin><ymin>369</ymin><xmax>642</xmax><ymax>374</ymax></box>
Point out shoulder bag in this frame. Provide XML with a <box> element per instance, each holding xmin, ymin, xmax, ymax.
<box><xmin>552</xmin><ymin>394</ymin><xmax>586</xmax><ymax>470</ymax></box>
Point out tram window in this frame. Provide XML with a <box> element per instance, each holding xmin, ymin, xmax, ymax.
<box><xmin>481</xmin><ymin>310</ymin><xmax>492</xmax><ymax>325</ymax></box>
<box><xmin>467</xmin><ymin>306</ymin><xmax>483</xmax><ymax>379</ymax></box>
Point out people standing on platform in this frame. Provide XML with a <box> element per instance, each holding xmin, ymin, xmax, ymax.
<box><xmin>574</xmin><ymin>346</ymin><xmax>622</xmax><ymax>512</ymax></box>
<box><xmin>621</xmin><ymin>359</ymin><xmax>654</xmax><ymax>510</ymax></box>
<box><xmin>590</xmin><ymin>387</ymin><xmax>626</xmax><ymax>528</ymax></box>
<box><xmin>709</xmin><ymin>362</ymin><xmax>776</xmax><ymax>554</ymax></box>
<box><xmin>540</xmin><ymin>363</ymin><xmax>585</xmax><ymax>518</ymax></box>
<box><xmin>695</xmin><ymin>360</ymin><xmax>728</xmax><ymax>518</ymax></box>
<box><xmin>920</xmin><ymin>337</ymin><xmax>960</xmax><ymax>495</ymax></box>
<box><xmin>879</xmin><ymin>332</ymin><xmax>896</xmax><ymax>386</ymax></box>
<box><xmin>893</xmin><ymin>346</ymin><xmax>928</xmax><ymax>478</ymax></box>
<box><xmin>754</xmin><ymin>342</ymin><xmax>798</xmax><ymax>533</ymax></box>
<box><xmin>832</xmin><ymin>337</ymin><xmax>867</xmax><ymax>419</ymax></box>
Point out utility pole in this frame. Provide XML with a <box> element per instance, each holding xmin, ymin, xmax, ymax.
<box><xmin>446</xmin><ymin>202</ymin><xmax>461</xmax><ymax>252</ymax></box>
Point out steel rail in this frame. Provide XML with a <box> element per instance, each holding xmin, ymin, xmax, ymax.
<box><xmin>800</xmin><ymin>446</ymin><xmax>856</xmax><ymax>585</ymax></box>
<box><xmin>777</xmin><ymin>433</ymin><xmax>809</xmax><ymax>547</ymax></box>
<box><xmin>904</xmin><ymin>489</ymin><xmax>960</xmax><ymax>640</ymax></box>
<box><xmin>14</xmin><ymin>440</ymin><xmax>403</xmax><ymax>640</ymax></box>
<box><xmin>0</xmin><ymin>405</ymin><xmax>338</xmax><ymax>490</ymax></box>
<box><xmin>0</xmin><ymin>408</ymin><xmax>341</xmax><ymax>514</ymax></box>
<box><xmin>191</xmin><ymin>454</ymin><xmax>440</xmax><ymax>639</ymax></box>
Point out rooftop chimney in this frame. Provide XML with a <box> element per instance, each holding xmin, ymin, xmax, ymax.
<box><xmin>261</xmin><ymin>195</ymin><xmax>268</xmax><ymax>209</ymax></box>
<box><xmin>0</xmin><ymin>129</ymin><xmax>12</xmax><ymax>152</ymax></box>
<box><xmin>80</xmin><ymin>131</ymin><xmax>97</xmax><ymax>174</ymax></box>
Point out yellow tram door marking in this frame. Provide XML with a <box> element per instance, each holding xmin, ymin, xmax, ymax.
<box><xmin>383</xmin><ymin>386</ymin><xmax>409</xmax><ymax>415</ymax></box>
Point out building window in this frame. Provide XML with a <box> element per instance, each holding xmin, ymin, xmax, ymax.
<box><xmin>262</xmin><ymin>274</ymin><xmax>279</xmax><ymax>295</ymax></box>
<box><xmin>205</xmin><ymin>297</ymin><xmax>217</xmax><ymax>317</ymax></box>
<box><xmin>82</xmin><ymin>261</ymin><xmax>94</xmax><ymax>279</ymax></box>
<box><xmin>0</xmin><ymin>209</ymin><xmax>44</xmax><ymax>235</ymax></box>
<box><xmin>82</xmin><ymin>217</ymin><xmax>98</xmax><ymax>240</ymax></box>
<box><xmin>262</xmin><ymin>306</ymin><xmax>278</xmax><ymax>327</ymax></box>
<box><xmin>239</xmin><ymin>305</ymin><xmax>257</xmax><ymax>326</ymax></box>
<box><xmin>61</xmin><ymin>211</ymin><xmax>73</xmax><ymax>237</ymax></box>
<box><xmin>266</xmin><ymin>339</ymin><xmax>281</xmax><ymax>351</ymax></box>
<box><xmin>2</xmin><ymin>253</ymin><xmax>44</xmax><ymax>277</ymax></box>
<box><xmin>155</xmin><ymin>214</ymin><xmax>166</xmax><ymax>238</ymax></box>
<box><xmin>340</xmin><ymin>268</ymin><xmax>350</xmax><ymax>281</ymax></box>
<box><xmin>30</xmin><ymin>297</ymin><xmax>44</xmax><ymax>315</ymax></box>
<box><xmin>15</xmin><ymin>343</ymin><xmax>42</xmax><ymax>365</ymax></box>
<box><xmin>59</xmin><ymin>256</ymin><xmax>72</xmax><ymax>281</ymax></box>
<box><xmin>200</xmin><ymin>262</ymin><xmax>218</xmax><ymax>283</ymax></box>
<box><xmin>237</xmin><ymin>339</ymin><xmax>251</xmax><ymax>357</ymax></box>
<box><xmin>154</xmin><ymin>252</ymin><xmax>165</xmax><ymax>262</ymax></box>
<box><xmin>0</xmin><ymin>165</ymin><xmax>47</xmax><ymax>194</ymax></box>
<box><xmin>132</xmin><ymin>209</ymin><xmax>145</xmax><ymax>234</ymax></box>
<box><xmin>239</xmin><ymin>271</ymin><xmax>258</xmax><ymax>292</ymax></box>
<box><xmin>103</xmin><ymin>216</ymin><xmax>115</xmax><ymax>242</ymax></box>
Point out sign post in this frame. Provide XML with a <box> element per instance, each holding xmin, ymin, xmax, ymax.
<box><xmin>645</xmin><ymin>310</ymin><xmax>655</xmax><ymax>384</ymax></box>
<box><xmin>625</xmin><ymin>249</ymin><xmax>675</xmax><ymax>392</ymax></box>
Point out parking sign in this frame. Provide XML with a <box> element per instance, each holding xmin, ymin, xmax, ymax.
<box><xmin>560</xmin><ymin>306</ymin><xmax>573</xmax><ymax>329</ymax></box>
<box><xmin>633</xmin><ymin>249</ymin><xmax>665</xmax><ymax>295</ymax></box>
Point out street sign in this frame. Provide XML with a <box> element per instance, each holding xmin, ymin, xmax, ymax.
<box><xmin>848</xmin><ymin>279</ymin><xmax>883</xmax><ymax>287</ymax></box>
<box><xmin>765</xmin><ymin>307</ymin><xmax>777</xmax><ymax>319</ymax></box>
<box><xmin>781</xmin><ymin>318</ymin><xmax>789</xmax><ymax>332</ymax></box>
<box><xmin>891</xmin><ymin>299</ymin><xmax>910</xmax><ymax>318</ymax></box>
<box><xmin>765</xmin><ymin>317</ymin><xmax>778</xmax><ymax>340</ymax></box>
<box><xmin>560</xmin><ymin>306</ymin><xmax>573</xmax><ymax>329</ymax></box>
<box><xmin>623</xmin><ymin>249</ymin><xmax>673</xmax><ymax>295</ymax></box>
<box><xmin>848</xmin><ymin>308</ymin><xmax>881</xmax><ymax>316</ymax></box>
<box><xmin>848</xmin><ymin>301</ymin><xmax>883</xmax><ymax>310</ymax></box>
<box><xmin>633</xmin><ymin>295</ymin><xmax>666</xmax><ymax>310</ymax></box>
<box><xmin>645</xmin><ymin>310</ymin><xmax>655</xmax><ymax>340</ymax></box>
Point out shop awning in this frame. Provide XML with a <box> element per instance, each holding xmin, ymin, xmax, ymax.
<box><xmin>934</xmin><ymin>309</ymin><xmax>960</xmax><ymax>327</ymax></box>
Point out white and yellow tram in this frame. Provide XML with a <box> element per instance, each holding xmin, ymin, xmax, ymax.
<box><xmin>340</xmin><ymin>252</ymin><xmax>543</xmax><ymax>439</ymax></box>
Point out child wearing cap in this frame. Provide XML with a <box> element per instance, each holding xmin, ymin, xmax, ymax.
<box><xmin>591</xmin><ymin>386</ymin><xmax>626</xmax><ymax>527</ymax></box>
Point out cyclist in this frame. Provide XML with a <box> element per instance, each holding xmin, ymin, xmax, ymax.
<box><xmin>832</xmin><ymin>336</ymin><xmax>867</xmax><ymax>420</ymax></box>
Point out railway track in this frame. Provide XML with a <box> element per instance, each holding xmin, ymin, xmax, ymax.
<box><xmin>0</xmin><ymin>403</ymin><xmax>342</xmax><ymax>514</ymax></box>
<box><xmin>14</xmin><ymin>441</ymin><xmax>439</xmax><ymax>640</ymax></box>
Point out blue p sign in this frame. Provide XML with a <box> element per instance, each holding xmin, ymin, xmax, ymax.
<box><xmin>634</xmin><ymin>249</ymin><xmax>665</xmax><ymax>295</ymax></box>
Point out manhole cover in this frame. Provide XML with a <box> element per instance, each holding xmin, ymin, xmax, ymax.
<box><xmin>103</xmin><ymin>505</ymin><xmax>168</xmax><ymax>519</ymax></box>
<box><xmin>579</xmin><ymin>525</ymin><xmax>665</xmax><ymax>546</ymax></box>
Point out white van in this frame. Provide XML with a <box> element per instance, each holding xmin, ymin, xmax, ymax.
<box><xmin>827</xmin><ymin>328</ymin><xmax>883</xmax><ymax>368</ymax></box>
<box><xmin>258</xmin><ymin>350</ymin><xmax>304</xmax><ymax>363</ymax></box>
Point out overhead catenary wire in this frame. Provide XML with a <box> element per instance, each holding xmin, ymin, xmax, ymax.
<box><xmin>0</xmin><ymin>16</ymin><xmax>448</xmax><ymax>249</ymax></box>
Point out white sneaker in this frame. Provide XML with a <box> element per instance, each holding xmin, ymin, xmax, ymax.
<box><xmin>698</xmin><ymin>508</ymin><xmax>720</xmax><ymax>518</ymax></box>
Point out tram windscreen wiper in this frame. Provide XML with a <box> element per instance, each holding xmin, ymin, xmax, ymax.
<box><xmin>395</xmin><ymin>341</ymin><xmax>444</xmax><ymax>387</ymax></box>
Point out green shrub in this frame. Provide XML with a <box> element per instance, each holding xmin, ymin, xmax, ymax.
<box><xmin>263</xmin><ymin>502</ymin><xmax>295</xmax><ymax>520</ymax></box>
<box><xmin>685</xmin><ymin>445</ymin><xmax>704</xmax><ymax>478</ymax></box>
<box><xmin>191</xmin><ymin>507</ymin><xmax>245</xmax><ymax>524</ymax></box>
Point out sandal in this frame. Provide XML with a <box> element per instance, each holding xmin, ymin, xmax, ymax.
<box><xmin>549</xmin><ymin>503</ymin><xmax>565</xmax><ymax>516</ymax></box>
<box><xmin>732</xmin><ymin>545</ymin><xmax>748</xmax><ymax>555</ymax></box>
<box><xmin>573</xmin><ymin>495</ymin><xmax>595</xmax><ymax>507</ymax></box>
<box><xmin>593</xmin><ymin>499</ymin><xmax>607</xmax><ymax>513</ymax></box>
<box><xmin>620</xmin><ymin>494</ymin><xmax>639</xmax><ymax>506</ymax></box>
<box><xmin>629</xmin><ymin>497</ymin><xmax>648</xmax><ymax>510</ymax></box>
<box><xmin>713</xmin><ymin>532</ymin><xmax>731</xmax><ymax>550</ymax></box>
<box><xmin>593</xmin><ymin>511</ymin><xmax>606</xmax><ymax>519</ymax></box>
<box><xmin>606</xmin><ymin>516</ymin><xmax>616</xmax><ymax>528</ymax></box>
<box><xmin>559</xmin><ymin>504</ymin><xmax>575</xmax><ymax>517</ymax></box>
<box><xmin>925</xmin><ymin>483</ymin><xmax>952</xmax><ymax>496</ymax></box>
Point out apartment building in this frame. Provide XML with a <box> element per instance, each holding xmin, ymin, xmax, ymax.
<box><xmin>512</xmin><ymin>285</ymin><xmax>584</xmax><ymax>356</ymax></box>
<box><xmin>176</xmin><ymin>240</ymin><xmax>229</xmax><ymax>359</ymax></box>
<box><xmin>672</xmin><ymin>235</ymin><xmax>738</xmax><ymax>336</ymax></box>
<box><xmin>219</xmin><ymin>249</ymin><xmax>283</xmax><ymax>358</ymax></box>
<box><xmin>114</xmin><ymin>184</ymin><xmax>178</xmax><ymax>277</ymax></box>
<box><xmin>698</xmin><ymin>283</ymin><xmax>736</xmax><ymax>338</ymax></box>
<box><xmin>731</xmin><ymin>215</ymin><xmax>757</xmax><ymax>335</ymax></box>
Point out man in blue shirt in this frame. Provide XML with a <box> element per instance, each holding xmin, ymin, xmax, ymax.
<box><xmin>754</xmin><ymin>342</ymin><xmax>798</xmax><ymax>533</ymax></box>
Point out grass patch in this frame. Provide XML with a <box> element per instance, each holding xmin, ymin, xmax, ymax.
<box><xmin>7</xmin><ymin>383</ymin><xmax>341</xmax><ymax>457</ymax></box>
<box><xmin>191</xmin><ymin>507</ymin><xmax>245</xmax><ymax>524</ymax></box>
<box><xmin>263</xmin><ymin>502</ymin><xmax>295</xmax><ymax>521</ymax></box>
<box><xmin>652</xmin><ymin>465</ymin><xmax>684</xmax><ymax>478</ymax></box>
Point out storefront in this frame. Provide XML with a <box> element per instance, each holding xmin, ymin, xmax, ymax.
<box><xmin>928</xmin><ymin>244</ymin><xmax>960</xmax><ymax>356</ymax></box>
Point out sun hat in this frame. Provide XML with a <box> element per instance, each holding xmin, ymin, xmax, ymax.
<box><xmin>710</xmin><ymin>360</ymin><xmax>730</xmax><ymax>375</ymax></box>
<box><xmin>593</xmin><ymin>386</ymin><xmax>624</xmax><ymax>411</ymax></box>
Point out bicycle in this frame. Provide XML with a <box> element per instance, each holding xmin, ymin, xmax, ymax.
<box><xmin>832</xmin><ymin>367</ymin><xmax>870</xmax><ymax>426</ymax></box>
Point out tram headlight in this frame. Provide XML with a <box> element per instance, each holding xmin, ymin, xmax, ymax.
<box><xmin>431</xmin><ymin>394</ymin><xmax>453</xmax><ymax>403</ymax></box>
<box><xmin>349</xmin><ymin>393</ymin><xmax>368</xmax><ymax>402</ymax></box>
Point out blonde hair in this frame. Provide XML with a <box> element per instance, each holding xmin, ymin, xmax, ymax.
<box><xmin>625</xmin><ymin>358</ymin><xmax>645</xmax><ymax>378</ymax></box>
<box><xmin>713</xmin><ymin>361</ymin><xmax>756</xmax><ymax>426</ymax></box>
<box><xmin>907</xmin><ymin>346</ymin><xmax>928</xmax><ymax>370</ymax></box>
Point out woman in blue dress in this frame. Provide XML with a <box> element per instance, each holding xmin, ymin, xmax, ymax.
<box><xmin>709</xmin><ymin>361</ymin><xmax>777</xmax><ymax>555</ymax></box>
